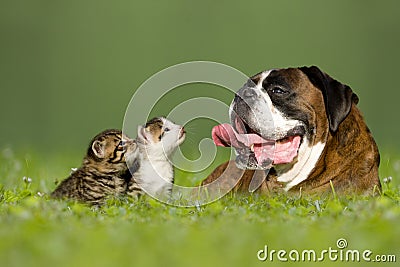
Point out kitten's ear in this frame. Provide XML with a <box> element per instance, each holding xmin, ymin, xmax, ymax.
<box><xmin>92</xmin><ymin>140</ymin><xmax>105</xmax><ymax>158</ymax></box>
<box><xmin>131</xmin><ymin>140</ymin><xmax>138</xmax><ymax>151</ymax></box>
<box><xmin>137</xmin><ymin>126</ymin><xmax>150</xmax><ymax>144</ymax></box>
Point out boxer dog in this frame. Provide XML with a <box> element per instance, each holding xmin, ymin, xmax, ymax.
<box><xmin>202</xmin><ymin>66</ymin><xmax>380</xmax><ymax>195</ymax></box>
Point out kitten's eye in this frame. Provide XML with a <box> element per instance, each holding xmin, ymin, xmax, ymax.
<box><xmin>164</xmin><ymin>128</ymin><xmax>170</xmax><ymax>132</ymax></box>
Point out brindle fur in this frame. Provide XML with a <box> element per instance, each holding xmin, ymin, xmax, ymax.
<box><xmin>51</xmin><ymin>129</ymin><xmax>138</xmax><ymax>205</ymax></box>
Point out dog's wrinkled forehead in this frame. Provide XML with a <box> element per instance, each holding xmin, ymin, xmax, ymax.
<box><xmin>249</xmin><ymin>71</ymin><xmax>266</xmax><ymax>86</ymax></box>
<box><xmin>249</xmin><ymin>68</ymin><xmax>300</xmax><ymax>89</ymax></box>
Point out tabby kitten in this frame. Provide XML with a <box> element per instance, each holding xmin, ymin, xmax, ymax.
<box><xmin>51</xmin><ymin>129</ymin><xmax>139</xmax><ymax>205</ymax></box>
<box><xmin>126</xmin><ymin>117</ymin><xmax>185</xmax><ymax>199</ymax></box>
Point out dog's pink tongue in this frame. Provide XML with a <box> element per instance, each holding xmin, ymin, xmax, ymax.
<box><xmin>273</xmin><ymin>136</ymin><xmax>301</xmax><ymax>164</ymax></box>
<box><xmin>212</xmin><ymin>123</ymin><xmax>237</xmax><ymax>147</ymax></box>
<box><xmin>253</xmin><ymin>143</ymin><xmax>274</xmax><ymax>165</ymax></box>
<box><xmin>212</xmin><ymin>124</ymin><xmax>301</xmax><ymax>165</ymax></box>
<box><xmin>212</xmin><ymin>124</ymin><xmax>274</xmax><ymax>165</ymax></box>
<box><xmin>212</xmin><ymin>123</ymin><xmax>268</xmax><ymax>147</ymax></box>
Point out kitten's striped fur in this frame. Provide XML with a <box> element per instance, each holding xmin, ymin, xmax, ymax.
<box><xmin>51</xmin><ymin>129</ymin><xmax>139</xmax><ymax>205</ymax></box>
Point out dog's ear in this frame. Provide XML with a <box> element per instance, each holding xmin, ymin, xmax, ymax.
<box><xmin>300</xmin><ymin>66</ymin><xmax>359</xmax><ymax>132</ymax></box>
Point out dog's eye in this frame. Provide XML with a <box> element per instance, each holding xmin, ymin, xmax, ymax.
<box><xmin>270</xmin><ymin>87</ymin><xmax>287</xmax><ymax>95</ymax></box>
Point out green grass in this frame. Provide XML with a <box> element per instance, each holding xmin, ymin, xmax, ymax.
<box><xmin>0</xmin><ymin>149</ymin><xmax>399</xmax><ymax>267</ymax></box>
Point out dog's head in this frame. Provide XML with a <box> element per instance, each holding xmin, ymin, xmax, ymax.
<box><xmin>212</xmin><ymin>66</ymin><xmax>358</xmax><ymax>169</ymax></box>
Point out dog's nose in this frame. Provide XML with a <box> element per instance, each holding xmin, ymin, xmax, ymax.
<box><xmin>242</xmin><ymin>87</ymin><xmax>256</xmax><ymax>98</ymax></box>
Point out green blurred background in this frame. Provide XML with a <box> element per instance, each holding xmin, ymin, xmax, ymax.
<box><xmin>1</xmin><ymin>2</ymin><xmax>399</xmax><ymax>267</ymax></box>
<box><xmin>1</xmin><ymin>0</ymin><xmax>399</xmax><ymax>173</ymax></box>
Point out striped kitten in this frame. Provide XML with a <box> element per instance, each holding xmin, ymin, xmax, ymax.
<box><xmin>51</xmin><ymin>129</ymin><xmax>139</xmax><ymax>205</ymax></box>
<box><xmin>126</xmin><ymin>117</ymin><xmax>185</xmax><ymax>199</ymax></box>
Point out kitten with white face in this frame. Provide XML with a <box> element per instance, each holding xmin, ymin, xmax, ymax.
<box><xmin>125</xmin><ymin>117</ymin><xmax>185</xmax><ymax>199</ymax></box>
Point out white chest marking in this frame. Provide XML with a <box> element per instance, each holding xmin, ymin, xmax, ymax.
<box><xmin>276</xmin><ymin>139</ymin><xmax>325</xmax><ymax>191</ymax></box>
